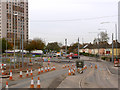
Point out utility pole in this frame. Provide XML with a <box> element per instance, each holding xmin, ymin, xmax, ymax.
<box><xmin>112</xmin><ymin>33</ymin><xmax>114</xmax><ymax>62</ymax></box>
<box><xmin>22</xmin><ymin>19</ymin><xmax>24</xmax><ymax>68</ymax></box>
<box><xmin>115</xmin><ymin>24</ymin><xmax>117</xmax><ymax>59</ymax></box>
<box><xmin>97</xmin><ymin>34</ymin><xmax>99</xmax><ymax>59</ymax></box>
<box><xmin>78</xmin><ymin>37</ymin><xmax>80</xmax><ymax>60</ymax></box>
<box><xmin>13</xmin><ymin>14</ymin><xmax>17</xmax><ymax>69</ymax></box>
<box><xmin>65</xmin><ymin>39</ymin><xmax>67</xmax><ymax>55</ymax></box>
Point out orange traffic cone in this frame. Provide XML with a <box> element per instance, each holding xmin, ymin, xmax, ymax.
<box><xmin>2</xmin><ymin>69</ymin><xmax>4</xmax><ymax>75</ymax></box>
<box><xmin>37</xmin><ymin>77</ymin><xmax>41</xmax><ymax>88</ymax></box>
<box><xmin>71</xmin><ymin>68</ymin><xmax>73</xmax><ymax>74</ymax></box>
<box><xmin>73</xmin><ymin>67</ymin><xmax>75</xmax><ymax>72</ymax></box>
<box><xmin>48</xmin><ymin>66</ymin><xmax>50</xmax><ymax>71</ymax></box>
<box><xmin>26</xmin><ymin>69</ymin><xmax>29</xmax><ymax>77</ymax></box>
<box><xmin>53</xmin><ymin>65</ymin><xmax>56</xmax><ymax>70</ymax></box>
<box><xmin>41</xmin><ymin>67</ymin><xmax>43</xmax><ymax>73</ymax></box>
<box><xmin>20</xmin><ymin>69</ymin><xmax>22</xmax><ymax>78</ymax></box>
<box><xmin>38</xmin><ymin>67</ymin><xmax>41</xmax><ymax>75</ymax></box>
<box><xmin>30</xmin><ymin>57</ymin><xmax>32</xmax><ymax>63</ymax></box>
<box><xmin>77</xmin><ymin>68</ymin><xmax>80</xmax><ymax>72</ymax></box>
<box><xmin>95</xmin><ymin>65</ymin><xmax>97</xmax><ymax>69</ymax></box>
<box><xmin>30</xmin><ymin>68</ymin><xmax>33</xmax><ymax>76</ymax></box>
<box><xmin>45</xmin><ymin>66</ymin><xmax>47</xmax><ymax>72</ymax></box>
<box><xmin>9</xmin><ymin>70</ymin><xmax>12</xmax><ymax>80</ymax></box>
<box><xmin>6</xmin><ymin>81</ymin><xmax>8</xmax><ymax>88</ymax></box>
<box><xmin>30</xmin><ymin>77</ymin><xmax>34</xmax><ymax>88</ymax></box>
<box><xmin>68</xmin><ymin>68</ymin><xmax>71</xmax><ymax>75</ymax></box>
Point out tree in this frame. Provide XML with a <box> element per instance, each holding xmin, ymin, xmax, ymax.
<box><xmin>1</xmin><ymin>38</ymin><xmax>13</xmax><ymax>53</ymax></box>
<box><xmin>46</xmin><ymin>42</ymin><xmax>60</xmax><ymax>52</ymax></box>
<box><xmin>25</xmin><ymin>38</ymin><xmax>45</xmax><ymax>53</ymax></box>
<box><xmin>99</xmin><ymin>32</ymin><xmax>109</xmax><ymax>42</ymax></box>
<box><xmin>93</xmin><ymin>32</ymin><xmax>109</xmax><ymax>44</ymax></box>
<box><xmin>68</xmin><ymin>43</ymin><xmax>78</xmax><ymax>53</ymax></box>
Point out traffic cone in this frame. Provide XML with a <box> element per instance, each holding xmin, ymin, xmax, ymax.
<box><xmin>6</xmin><ymin>81</ymin><xmax>8</xmax><ymax>88</ymax></box>
<box><xmin>71</xmin><ymin>68</ymin><xmax>73</xmax><ymax>74</ymax></box>
<box><xmin>73</xmin><ymin>67</ymin><xmax>75</xmax><ymax>72</ymax></box>
<box><xmin>53</xmin><ymin>65</ymin><xmax>56</xmax><ymax>70</ymax></box>
<box><xmin>77</xmin><ymin>68</ymin><xmax>80</xmax><ymax>72</ymax></box>
<box><xmin>38</xmin><ymin>67</ymin><xmax>41</xmax><ymax>75</ymax></box>
<box><xmin>95</xmin><ymin>65</ymin><xmax>97</xmax><ymax>69</ymax></box>
<box><xmin>30</xmin><ymin>57</ymin><xmax>32</xmax><ymax>63</ymax></box>
<box><xmin>73</xmin><ymin>69</ymin><xmax>75</xmax><ymax>75</ymax></box>
<box><xmin>45</xmin><ymin>66</ymin><xmax>47</xmax><ymax>72</ymax></box>
<box><xmin>30</xmin><ymin>77</ymin><xmax>34</xmax><ymax>88</ymax></box>
<box><xmin>9</xmin><ymin>70</ymin><xmax>12</xmax><ymax>80</ymax></box>
<box><xmin>48</xmin><ymin>66</ymin><xmax>50</xmax><ymax>71</ymax></box>
<box><xmin>30</xmin><ymin>68</ymin><xmax>33</xmax><ymax>76</ymax></box>
<box><xmin>37</xmin><ymin>77</ymin><xmax>41</xmax><ymax>88</ymax></box>
<box><xmin>20</xmin><ymin>69</ymin><xmax>22</xmax><ymax>78</ymax></box>
<box><xmin>68</xmin><ymin>68</ymin><xmax>71</xmax><ymax>75</ymax></box>
<box><xmin>41</xmin><ymin>67</ymin><xmax>43</xmax><ymax>73</ymax></box>
<box><xmin>2</xmin><ymin>69</ymin><xmax>4</xmax><ymax>75</ymax></box>
<box><xmin>72</xmin><ymin>64</ymin><xmax>74</xmax><ymax>67</ymax></box>
<box><xmin>26</xmin><ymin>69</ymin><xmax>29</xmax><ymax>77</ymax></box>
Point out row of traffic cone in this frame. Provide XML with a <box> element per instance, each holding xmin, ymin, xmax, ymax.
<box><xmin>6</xmin><ymin>77</ymin><xmax>41</xmax><ymax>88</ymax></box>
<box><xmin>63</xmin><ymin>64</ymin><xmax>75</xmax><ymax>69</ymax></box>
<box><xmin>9</xmin><ymin>65</ymin><xmax>56</xmax><ymax>80</ymax></box>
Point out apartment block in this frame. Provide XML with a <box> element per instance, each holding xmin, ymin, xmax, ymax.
<box><xmin>0</xmin><ymin>0</ymin><xmax>28</xmax><ymax>45</ymax></box>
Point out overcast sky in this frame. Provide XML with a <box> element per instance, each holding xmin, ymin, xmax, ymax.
<box><xmin>29</xmin><ymin>0</ymin><xmax>119</xmax><ymax>45</ymax></box>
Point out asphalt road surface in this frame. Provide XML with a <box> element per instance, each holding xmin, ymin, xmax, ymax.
<box><xmin>58</xmin><ymin>56</ymin><xmax>118</xmax><ymax>88</ymax></box>
<box><xmin>1</xmin><ymin>56</ymin><xmax>119</xmax><ymax>88</ymax></box>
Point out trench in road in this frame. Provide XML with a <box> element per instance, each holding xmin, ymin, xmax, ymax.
<box><xmin>6</xmin><ymin>68</ymin><xmax>69</xmax><ymax>88</ymax></box>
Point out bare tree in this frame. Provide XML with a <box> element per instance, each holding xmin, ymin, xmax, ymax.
<box><xmin>99</xmin><ymin>32</ymin><xmax>109</xmax><ymax>42</ymax></box>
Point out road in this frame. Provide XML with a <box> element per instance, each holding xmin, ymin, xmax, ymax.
<box><xmin>58</xmin><ymin>56</ymin><xmax>118</xmax><ymax>88</ymax></box>
<box><xmin>1</xmin><ymin>56</ymin><xmax>119</xmax><ymax>88</ymax></box>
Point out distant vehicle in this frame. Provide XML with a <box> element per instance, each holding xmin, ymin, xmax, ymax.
<box><xmin>76</xmin><ymin>60</ymin><xmax>84</xmax><ymax>74</ymax></box>
<box><xmin>66</xmin><ymin>53</ymin><xmax>80</xmax><ymax>59</ymax></box>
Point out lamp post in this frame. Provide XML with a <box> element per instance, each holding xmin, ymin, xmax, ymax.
<box><xmin>13</xmin><ymin>13</ymin><xmax>18</xmax><ymax>69</ymax></box>
<box><xmin>101</xmin><ymin>22</ymin><xmax>118</xmax><ymax>60</ymax></box>
<box><xmin>65</xmin><ymin>39</ymin><xmax>67</xmax><ymax>55</ymax></box>
<box><xmin>78</xmin><ymin>37</ymin><xmax>80</xmax><ymax>60</ymax></box>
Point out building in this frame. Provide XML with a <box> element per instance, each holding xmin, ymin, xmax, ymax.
<box><xmin>118</xmin><ymin>1</ymin><xmax>120</xmax><ymax>43</ymax></box>
<box><xmin>0</xmin><ymin>0</ymin><xmax>28</xmax><ymax>47</ymax></box>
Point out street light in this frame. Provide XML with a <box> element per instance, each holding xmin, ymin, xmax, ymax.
<box><xmin>13</xmin><ymin>13</ymin><xmax>18</xmax><ymax>69</ymax></box>
<box><xmin>101</xmin><ymin>22</ymin><xmax>118</xmax><ymax>59</ymax></box>
<box><xmin>78</xmin><ymin>37</ymin><xmax>80</xmax><ymax>60</ymax></box>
